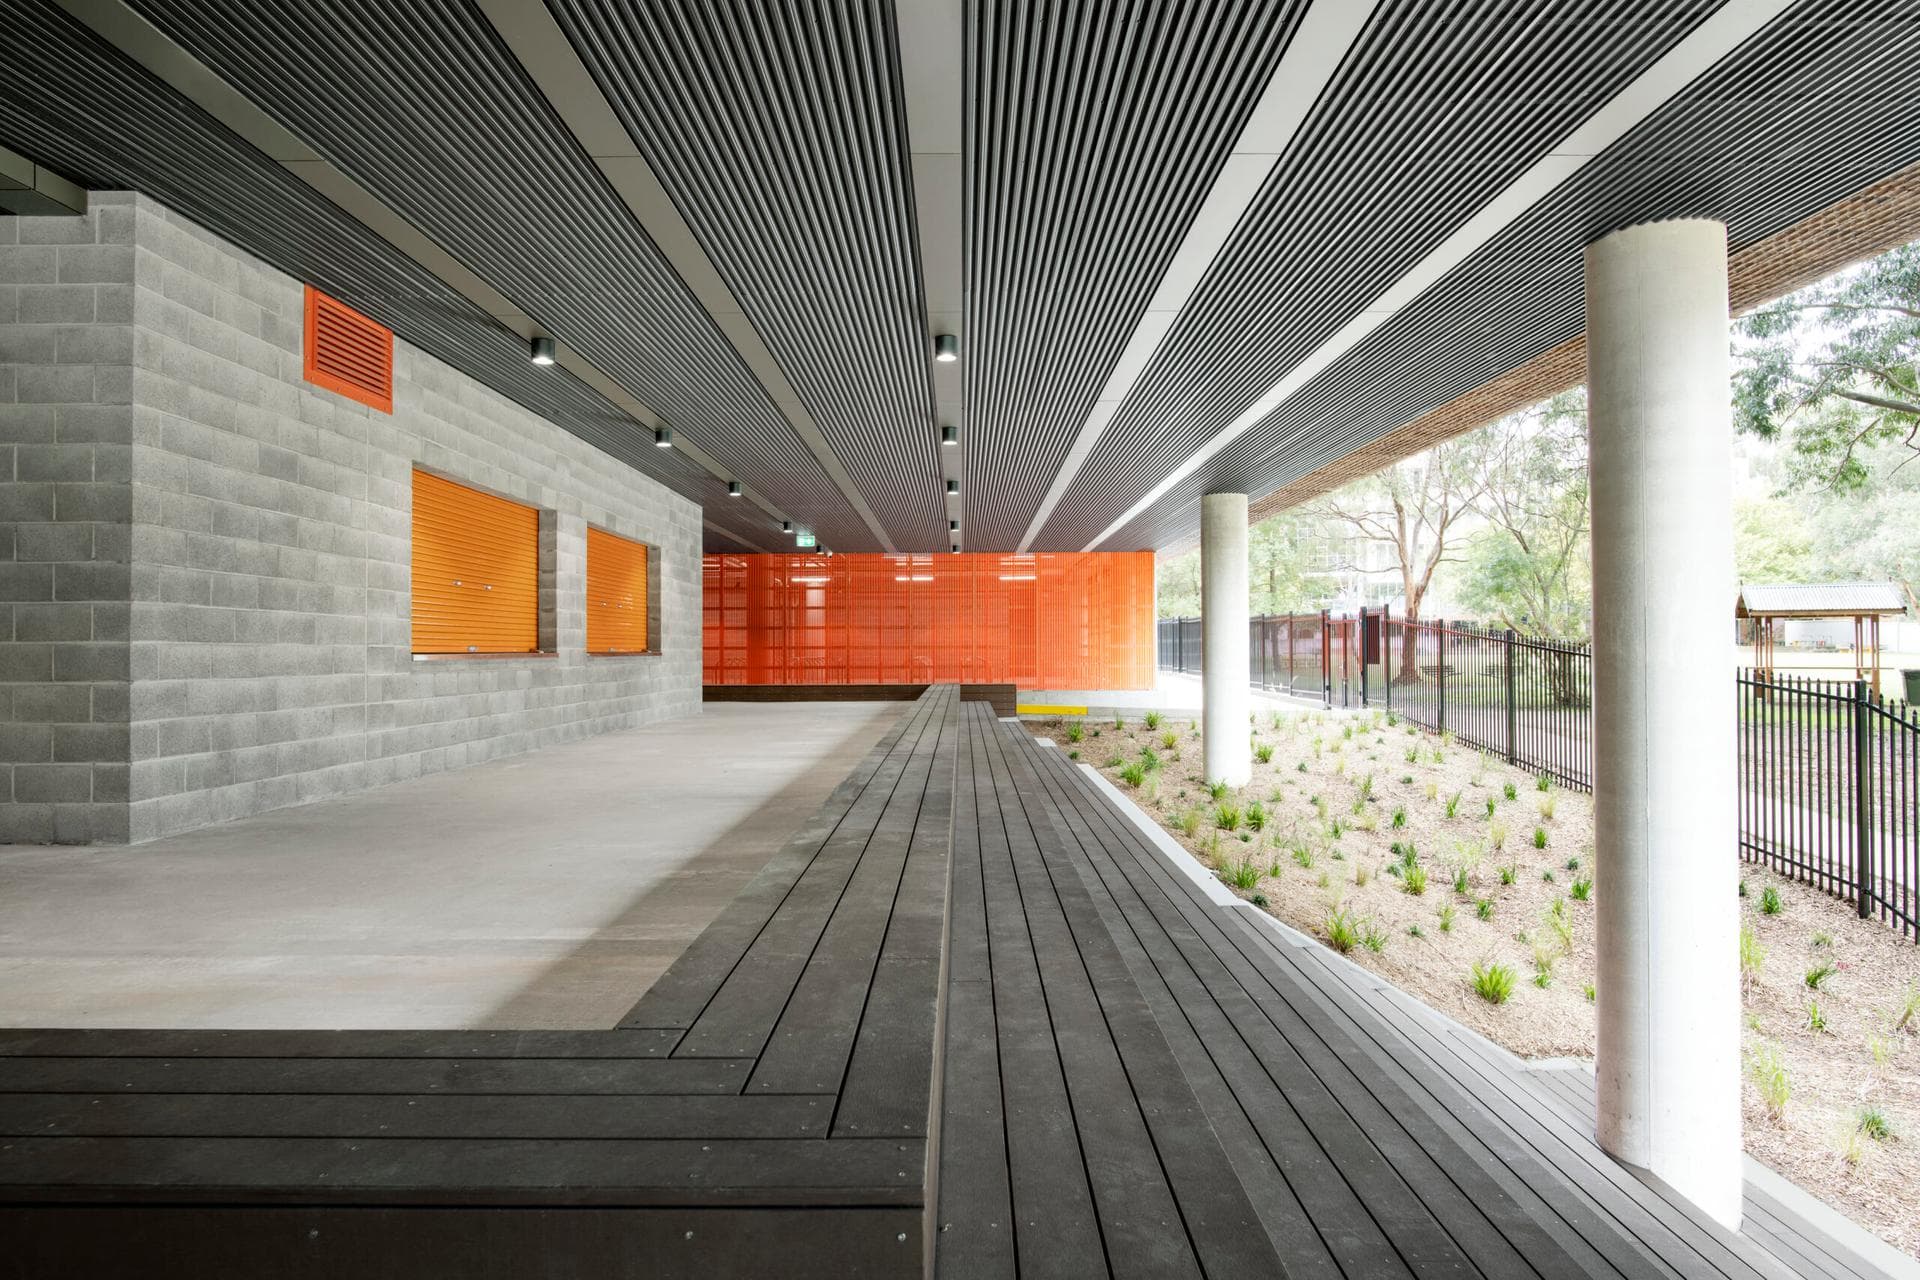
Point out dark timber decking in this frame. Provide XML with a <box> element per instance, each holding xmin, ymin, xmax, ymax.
<box><xmin>0</xmin><ymin>687</ymin><xmax>1885</xmax><ymax>1277</ymax></box>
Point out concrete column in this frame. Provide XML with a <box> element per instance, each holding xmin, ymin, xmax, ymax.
<box><xmin>1201</xmin><ymin>492</ymin><xmax>1250</xmax><ymax>787</ymax></box>
<box><xmin>1586</xmin><ymin>219</ymin><xmax>1741</xmax><ymax>1229</ymax></box>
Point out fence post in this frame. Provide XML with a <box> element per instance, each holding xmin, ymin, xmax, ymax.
<box><xmin>1360</xmin><ymin>608</ymin><xmax>1370</xmax><ymax>707</ymax></box>
<box><xmin>1321</xmin><ymin>609</ymin><xmax>1332</xmax><ymax>709</ymax></box>
<box><xmin>1505</xmin><ymin>628</ymin><xmax>1518</xmax><ymax>764</ymax></box>
<box><xmin>1382</xmin><ymin>603</ymin><xmax>1392</xmax><ymax>712</ymax></box>
<box><xmin>1437</xmin><ymin>620</ymin><xmax>1447</xmax><ymax>732</ymax></box>
<box><xmin>1854</xmin><ymin>679</ymin><xmax>1872</xmax><ymax>919</ymax></box>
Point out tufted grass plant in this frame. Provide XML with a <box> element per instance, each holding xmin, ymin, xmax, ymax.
<box><xmin>1066</xmin><ymin>719</ymin><xmax>1084</xmax><ymax>743</ymax></box>
<box><xmin>1471</xmin><ymin>960</ymin><xmax>1516</xmax><ymax>1005</ymax></box>
<box><xmin>1143</xmin><ymin>710</ymin><xmax>1161</xmax><ymax>730</ymax></box>
<box><xmin>1747</xmin><ymin>1044</ymin><xmax>1790</xmax><ymax>1122</ymax></box>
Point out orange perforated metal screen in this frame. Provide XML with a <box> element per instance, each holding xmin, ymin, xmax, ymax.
<box><xmin>303</xmin><ymin>286</ymin><xmax>393</xmax><ymax>413</ymax></box>
<box><xmin>411</xmin><ymin>469</ymin><xmax>539</xmax><ymax>655</ymax></box>
<box><xmin>703</xmin><ymin>553</ymin><xmax>1154</xmax><ymax>689</ymax></box>
<box><xmin>586</xmin><ymin>527</ymin><xmax>650</xmax><ymax>654</ymax></box>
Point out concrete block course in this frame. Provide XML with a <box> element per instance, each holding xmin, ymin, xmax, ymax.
<box><xmin>2</xmin><ymin>195</ymin><xmax>700</xmax><ymax>844</ymax></box>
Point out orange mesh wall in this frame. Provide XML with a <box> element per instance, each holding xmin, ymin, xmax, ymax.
<box><xmin>411</xmin><ymin>470</ymin><xmax>540</xmax><ymax>655</ymax></box>
<box><xmin>702</xmin><ymin>553</ymin><xmax>1154</xmax><ymax>689</ymax></box>
<box><xmin>586</xmin><ymin>527</ymin><xmax>650</xmax><ymax>654</ymax></box>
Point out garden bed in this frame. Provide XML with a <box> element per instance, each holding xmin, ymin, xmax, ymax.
<box><xmin>1031</xmin><ymin>707</ymin><xmax>1920</xmax><ymax>1260</ymax></box>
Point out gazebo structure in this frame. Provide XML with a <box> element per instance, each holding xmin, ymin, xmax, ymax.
<box><xmin>1735</xmin><ymin>582</ymin><xmax>1909</xmax><ymax>689</ymax></box>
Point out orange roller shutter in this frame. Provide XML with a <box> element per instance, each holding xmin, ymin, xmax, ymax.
<box><xmin>587</xmin><ymin>527</ymin><xmax>651</xmax><ymax>654</ymax></box>
<box><xmin>411</xmin><ymin>470</ymin><xmax>540</xmax><ymax>654</ymax></box>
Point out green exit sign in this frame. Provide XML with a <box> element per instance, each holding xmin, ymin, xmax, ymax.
<box><xmin>795</xmin><ymin>531</ymin><xmax>817</xmax><ymax>548</ymax></box>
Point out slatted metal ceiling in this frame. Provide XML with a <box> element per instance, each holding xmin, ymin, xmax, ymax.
<box><xmin>961</xmin><ymin>0</ymin><xmax>1306</xmax><ymax>549</ymax></box>
<box><xmin>1104</xmin><ymin>0</ymin><xmax>1920</xmax><ymax>552</ymax></box>
<box><xmin>551</xmin><ymin>0</ymin><xmax>944</xmax><ymax>554</ymax></box>
<box><xmin>127</xmin><ymin>0</ymin><xmax>878</xmax><ymax>555</ymax></box>
<box><xmin>4</xmin><ymin>1</ymin><xmax>1920</xmax><ymax>558</ymax></box>
<box><xmin>0</xmin><ymin>2</ymin><xmax>784</xmax><ymax>554</ymax></box>
<box><xmin>1029</xmin><ymin>0</ymin><xmax>1726</xmax><ymax>550</ymax></box>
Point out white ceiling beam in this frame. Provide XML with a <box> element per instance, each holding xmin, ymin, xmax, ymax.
<box><xmin>897</xmin><ymin>0</ymin><xmax>966</xmax><ymax>549</ymax></box>
<box><xmin>1084</xmin><ymin>0</ymin><xmax>1796</xmax><ymax>551</ymax></box>
<box><xmin>1016</xmin><ymin>0</ymin><xmax>1383</xmax><ymax>551</ymax></box>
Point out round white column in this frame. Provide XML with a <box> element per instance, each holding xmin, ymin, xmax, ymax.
<box><xmin>1586</xmin><ymin>218</ymin><xmax>1741</xmax><ymax>1229</ymax></box>
<box><xmin>1201</xmin><ymin>492</ymin><xmax>1250</xmax><ymax>788</ymax></box>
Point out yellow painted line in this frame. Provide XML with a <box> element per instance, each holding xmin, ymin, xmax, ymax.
<box><xmin>1018</xmin><ymin>704</ymin><xmax>1087</xmax><ymax>716</ymax></box>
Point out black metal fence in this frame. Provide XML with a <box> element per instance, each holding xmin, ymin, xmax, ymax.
<box><xmin>1158</xmin><ymin>610</ymin><xmax>1919</xmax><ymax>939</ymax></box>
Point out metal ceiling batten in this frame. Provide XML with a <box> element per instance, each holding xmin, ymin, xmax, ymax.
<box><xmin>1061</xmin><ymin>0</ymin><xmax>1790</xmax><ymax>552</ymax></box>
<box><xmin>546</xmin><ymin>0</ymin><xmax>941</xmax><ymax>551</ymax></box>
<box><xmin>1101</xmin><ymin>0</ymin><xmax>1920</xmax><ymax>553</ymax></box>
<box><xmin>3</xmin><ymin>0</ymin><xmax>784</xmax><ymax>554</ymax></box>
<box><xmin>962</xmin><ymin>0</ymin><xmax>1306</xmax><ymax>549</ymax></box>
<box><xmin>123</xmin><ymin>0</ymin><xmax>875</xmax><ymax>552</ymax></box>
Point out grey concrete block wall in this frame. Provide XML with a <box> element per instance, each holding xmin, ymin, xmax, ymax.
<box><xmin>1</xmin><ymin>194</ymin><xmax>701</xmax><ymax>845</ymax></box>
<box><xmin>0</xmin><ymin>194</ymin><xmax>135</xmax><ymax>843</ymax></box>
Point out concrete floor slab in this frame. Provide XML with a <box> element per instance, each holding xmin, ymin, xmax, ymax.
<box><xmin>0</xmin><ymin>703</ymin><xmax>905</xmax><ymax>1031</ymax></box>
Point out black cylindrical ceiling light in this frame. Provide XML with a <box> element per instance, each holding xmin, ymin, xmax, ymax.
<box><xmin>727</xmin><ymin>480</ymin><xmax>742</xmax><ymax>497</ymax></box>
<box><xmin>934</xmin><ymin>333</ymin><xmax>959</xmax><ymax>363</ymax></box>
<box><xmin>940</xmin><ymin>424</ymin><xmax>958</xmax><ymax>446</ymax></box>
<box><xmin>948</xmin><ymin>519</ymin><xmax>959</xmax><ymax>532</ymax></box>
<box><xmin>780</xmin><ymin>520</ymin><xmax>793</xmax><ymax>533</ymax></box>
<box><xmin>654</xmin><ymin>426</ymin><xmax>672</xmax><ymax>448</ymax></box>
<box><xmin>945</xmin><ymin>479</ymin><xmax>959</xmax><ymax>495</ymax></box>
<box><xmin>950</xmin><ymin>544</ymin><xmax>961</xmax><ymax>553</ymax></box>
<box><xmin>530</xmin><ymin>335</ymin><xmax>556</xmax><ymax>365</ymax></box>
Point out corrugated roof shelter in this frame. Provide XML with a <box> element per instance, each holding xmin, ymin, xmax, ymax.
<box><xmin>1736</xmin><ymin>582</ymin><xmax>1910</xmax><ymax>687</ymax></box>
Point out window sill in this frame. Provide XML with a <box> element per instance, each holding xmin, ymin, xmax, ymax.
<box><xmin>411</xmin><ymin>651</ymin><xmax>558</xmax><ymax>662</ymax></box>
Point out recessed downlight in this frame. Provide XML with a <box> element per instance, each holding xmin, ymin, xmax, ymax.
<box><xmin>948</xmin><ymin>520</ymin><xmax>959</xmax><ymax>532</ymax></box>
<box><xmin>530</xmin><ymin>335</ymin><xmax>555</xmax><ymax>365</ymax></box>
<box><xmin>945</xmin><ymin>479</ymin><xmax>959</xmax><ymax>495</ymax></box>
<box><xmin>780</xmin><ymin>521</ymin><xmax>793</xmax><ymax>533</ymax></box>
<box><xmin>934</xmin><ymin>333</ymin><xmax>959</xmax><ymax>363</ymax></box>
<box><xmin>653</xmin><ymin>426</ymin><xmax>672</xmax><ymax>448</ymax></box>
<box><xmin>940</xmin><ymin>425</ymin><xmax>958</xmax><ymax>446</ymax></box>
<box><xmin>727</xmin><ymin>480</ymin><xmax>742</xmax><ymax>497</ymax></box>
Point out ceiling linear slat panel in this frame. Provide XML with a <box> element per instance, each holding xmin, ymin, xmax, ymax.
<box><xmin>1031</xmin><ymin>0</ymin><xmax>1730</xmax><ymax>552</ymax></box>
<box><xmin>0</xmin><ymin>2</ymin><xmax>789</xmax><ymax>552</ymax></box>
<box><xmin>123</xmin><ymin>0</ymin><xmax>877</xmax><ymax>555</ymax></box>
<box><xmin>962</xmin><ymin>0</ymin><xmax>1308</xmax><ymax>550</ymax></box>
<box><xmin>1104</xmin><ymin>0</ymin><xmax>1920</xmax><ymax>553</ymax></box>
<box><xmin>548</xmin><ymin>0</ymin><xmax>945</xmax><ymax>552</ymax></box>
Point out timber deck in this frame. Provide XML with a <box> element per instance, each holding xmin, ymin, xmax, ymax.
<box><xmin>0</xmin><ymin>686</ymin><xmax>1896</xmax><ymax>1278</ymax></box>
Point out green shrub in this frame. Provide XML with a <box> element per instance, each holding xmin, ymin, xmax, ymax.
<box><xmin>1324</xmin><ymin>908</ymin><xmax>1361</xmax><ymax>954</ymax></box>
<box><xmin>1444</xmin><ymin>791</ymin><xmax>1463</xmax><ymax>818</ymax></box>
<box><xmin>1404</xmin><ymin>746</ymin><xmax>1419</xmax><ymax>763</ymax></box>
<box><xmin>1538</xmin><ymin>793</ymin><xmax>1557</xmax><ymax>821</ymax></box>
<box><xmin>1402</xmin><ymin>865</ymin><xmax>1429</xmax><ymax>896</ymax></box>
<box><xmin>1439</xmin><ymin>903</ymin><xmax>1456</xmax><ymax>932</ymax></box>
<box><xmin>1408</xmin><ymin>924</ymin><xmax>1424</xmax><ymax>938</ymax></box>
<box><xmin>1805</xmin><ymin>960</ymin><xmax>1837</xmax><ymax>990</ymax></box>
<box><xmin>1531</xmin><ymin>827</ymin><xmax>1548</xmax><ymax>850</ymax></box>
<box><xmin>1564</xmin><ymin>856</ymin><xmax>1580</xmax><ymax>872</ymax></box>
<box><xmin>1208</xmin><ymin>780</ymin><xmax>1230</xmax><ymax>801</ymax></box>
<box><xmin>1471</xmin><ymin>960</ymin><xmax>1516</xmax><ymax>1004</ymax></box>
<box><xmin>1503</xmin><ymin>781</ymin><xmax>1517</xmax><ymax>800</ymax></box>
<box><xmin>1215</xmin><ymin>803</ymin><xmax>1241</xmax><ymax>831</ymax></box>
<box><xmin>1114</xmin><ymin>714</ymin><xmax>1125</xmax><ymax>729</ymax></box>
<box><xmin>1856</xmin><ymin>1104</ymin><xmax>1893</xmax><ymax>1141</ymax></box>
<box><xmin>1739</xmin><ymin>923</ymin><xmax>1766</xmax><ymax>991</ymax></box>
<box><xmin>1065</xmin><ymin>720</ymin><xmax>1084</xmax><ymax>743</ymax></box>
<box><xmin>1811</xmin><ymin>928</ymin><xmax>1833</xmax><ymax>948</ymax></box>
<box><xmin>1536</xmin><ymin>772</ymin><xmax>1552</xmax><ymax>792</ymax></box>
<box><xmin>1353</xmin><ymin>863</ymin><xmax>1371</xmax><ymax>888</ymax></box>
<box><xmin>1068</xmin><ymin>749</ymin><xmax>1080</xmax><ymax>760</ymax></box>
<box><xmin>1292</xmin><ymin>846</ymin><xmax>1315</xmax><ymax>869</ymax></box>
<box><xmin>1488</xmin><ymin>819</ymin><xmax>1508</xmax><ymax>850</ymax></box>
<box><xmin>1176</xmin><ymin>809</ymin><xmax>1203</xmax><ymax>838</ymax></box>
<box><xmin>1161</xmin><ymin>730</ymin><xmax>1178</xmax><ymax>750</ymax></box>
<box><xmin>1584</xmin><ymin>982</ymin><xmax>1596</xmax><ymax>1002</ymax></box>
<box><xmin>1225</xmin><ymin>859</ymin><xmax>1261</xmax><ymax>891</ymax></box>
<box><xmin>1570</xmin><ymin>877</ymin><xmax>1593</xmax><ymax>902</ymax></box>
<box><xmin>1104</xmin><ymin>754</ymin><xmax>1125</xmax><ymax>769</ymax></box>
<box><xmin>1118</xmin><ymin>761</ymin><xmax>1147</xmax><ymax>787</ymax></box>
<box><xmin>1807</xmin><ymin>1000</ymin><xmax>1827</xmax><ymax>1033</ymax></box>
<box><xmin>1254</xmin><ymin>743</ymin><xmax>1274</xmax><ymax>764</ymax></box>
<box><xmin>1475</xmin><ymin>898</ymin><xmax>1494</xmax><ymax>921</ymax></box>
<box><xmin>1390</xmin><ymin>806</ymin><xmax>1407</xmax><ymax>829</ymax></box>
<box><xmin>1249</xmin><ymin>891</ymin><xmax>1269</xmax><ymax>909</ymax></box>
<box><xmin>1144</xmin><ymin>710</ymin><xmax>1162</xmax><ymax>730</ymax></box>
<box><xmin>1361</xmin><ymin>921</ymin><xmax>1388</xmax><ymax>953</ymax></box>
<box><xmin>1484</xmin><ymin>796</ymin><xmax>1497</xmax><ymax>819</ymax></box>
<box><xmin>1138</xmin><ymin>746</ymin><xmax>1160</xmax><ymax>772</ymax></box>
<box><xmin>1498</xmin><ymin>863</ymin><xmax>1517</xmax><ymax>886</ymax></box>
<box><xmin>1452</xmin><ymin>867</ymin><xmax>1469</xmax><ymax>895</ymax></box>
<box><xmin>1245</xmin><ymin>801</ymin><xmax>1267</xmax><ymax>831</ymax></box>
<box><xmin>1747</xmin><ymin>1044</ymin><xmax>1790</xmax><ymax>1121</ymax></box>
<box><xmin>1540</xmin><ymin>869</ymin><xmax>1555</xmax><ymax>883</ymax></box>
<box><xmin>1296</xmin><ymin>760</ymin><xmax>1308</xmax><ymax>772</ymax></box>
<box><xmin>1760</xmin><ymin>885</ymin><xmax>1783</xmax><ymax>916</ymax></box>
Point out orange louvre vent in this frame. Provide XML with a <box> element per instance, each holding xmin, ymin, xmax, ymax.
<box><xmin>586</xmin><ymin>527</ymin><xmax>650</xmax><ymax>654</ymax></box>
<box><xmin>411</xmin><ymin>470</ymin><xmax>540</xmax><ymax>655</ymax></box>
<box><xmin>304</xmin><ymin>285</ymin><xmax>393</xmax><ymax>413</ymax></box>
